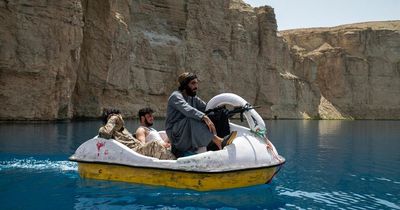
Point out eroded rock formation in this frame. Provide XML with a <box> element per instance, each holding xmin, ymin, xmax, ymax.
<box><xmin>0</xmin><ymin>0</ymin><xmax>399</xmax><ymax>120</ymax></box>
<box><xmin>282</xmin><ymin>21</ymin><xmax>400</xmax><ymax>119</ymax></box>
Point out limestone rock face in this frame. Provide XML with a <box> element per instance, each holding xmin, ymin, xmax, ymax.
<box><xmin>72</xmin><ymin>0</ymin><xmax>295</xmax><ymax>119</ymax></box>
<box><xmin>1</xmin><ymin>0</ymin><xmax>399</xmax><ymax>120</ymax></box>
<box><xmin>0</xmin><ymin>0</ymin><xmax>83</xmax><ymax>120</ymax></box>
<box><xmin>73</xmin><ymin>0</ymin><xmax>189</xmax><ymax>118</ymax></box>
<box><xmin>281</xmin><ymin>21</ymin><xmax>400</xmax><ymax>119</ymax></box>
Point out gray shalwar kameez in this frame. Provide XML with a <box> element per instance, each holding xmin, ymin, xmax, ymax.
<box><xmin>165</xmin><ymin>91</ymin><xmax>213</xmax><ymax>153</ymax></box>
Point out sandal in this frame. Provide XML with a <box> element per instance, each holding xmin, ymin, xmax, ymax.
<box><xmin>221</xmin><ymin>131</ymin><xmax>237</xmax><ymax>148</ymax></box>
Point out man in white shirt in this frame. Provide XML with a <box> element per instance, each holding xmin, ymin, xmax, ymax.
<box><xmin>135</xmin><ymin>107</ymin><xmax>170</xmax><ymax>148</ymax></box>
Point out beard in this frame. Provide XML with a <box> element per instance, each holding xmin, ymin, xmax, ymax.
<box><xmin>186</xmin><ymin>86</ymin><xmax>197</xmax><ymax>97</ymax></box>
<box><xmin>145</xmin><ymin>119</ymin><xmax>153</xmax><ymax>127</ymax></box>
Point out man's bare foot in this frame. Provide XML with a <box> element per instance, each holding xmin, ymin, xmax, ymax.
<box><xmin>212</xmin><ymin>136</ymin><xmax>223</xmax><ymax>150</ymax></box>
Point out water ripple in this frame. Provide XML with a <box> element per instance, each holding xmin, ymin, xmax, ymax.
<box><xmin>277</xmin><ymin>187</ymin><xmax>400</xmax><ymax>209</ymax></box>
<box><xmin>0</xmin><ymin>157</ymin><xmax>77</xmax><ymax>172</ymax></box>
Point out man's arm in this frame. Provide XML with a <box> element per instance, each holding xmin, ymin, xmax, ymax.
<box><xmin>99</xmin><ymin>115</ymin><xmax>119</xmax><ymax>139</ymax></box>
<box><xmin>135</xmin><ymin>127</ymin><xmax>146</xmax><ymax>143</ymax></box>
<box><xmin>169</xmin><ymin>92</ymin><xmax>205</xmax><ymax>120</ymax></box>
<box><xmin>195</xmin><ymin>96</ymin><xmax>207</xmax><ymax>112</ymax></box>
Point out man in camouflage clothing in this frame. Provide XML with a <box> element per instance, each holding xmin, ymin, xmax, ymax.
<box><xmin>98</xmin><ymin>108</ymin><xmax>175</xmax><ymax>160</ymax></box>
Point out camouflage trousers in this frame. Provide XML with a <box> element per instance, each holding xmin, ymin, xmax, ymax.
<box><xmin>117</xmin><ymin>139</ymin><xmax>176</xmax><ymax>160</ymax></box>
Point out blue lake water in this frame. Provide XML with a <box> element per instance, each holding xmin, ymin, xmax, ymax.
<box><xmin>0</xmin><ymin>120</ymin><xmax>399</xmax><ymax>209</ymax></box>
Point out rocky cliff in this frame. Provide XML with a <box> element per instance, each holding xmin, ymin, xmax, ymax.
<box><xmin>0</xmin><ymin>0</ymin><xmax>399</xmax><ymax>120</ymax></box>
<box><xmin>0</xmin><ymin>0</ymin><xmax>83</xmax><ymax>120</ymax></box>
<box><xmin>281</xmin><ymin>21</ymin><xmax>400</xmax><ymax>119</ymax></box>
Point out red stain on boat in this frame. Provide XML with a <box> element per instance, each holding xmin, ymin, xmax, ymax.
<box><xmin>96</xmin><ymin>142</ymin><xmax>105</xmax><ymax>156</ymax></box>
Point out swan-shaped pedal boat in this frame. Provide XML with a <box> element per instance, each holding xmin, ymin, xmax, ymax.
<box><xmin>69</xmin><ymin>93</ymin><xmax>285</xmax><ymax>191</ymax></box>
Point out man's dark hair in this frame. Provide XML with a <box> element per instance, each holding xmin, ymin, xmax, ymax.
<box><xmin>138</xmin><ymin>107</ymin><xmax>154</xmax><ymax>119</ymax></box>
<box><xmin>178</xmin><ymin>72</ymin><xmax>198</xmax><ymax>91</ymax></box>
<box><xmin>102</xmin><ymin>108</ymin><xmax>121</xmax><ymax>124</ymax></box>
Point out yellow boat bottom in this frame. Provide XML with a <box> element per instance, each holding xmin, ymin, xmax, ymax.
<box><xmin>78</xmin><ymin>162</ymin><xmax>280</xmax><ymax>191</ymax></box>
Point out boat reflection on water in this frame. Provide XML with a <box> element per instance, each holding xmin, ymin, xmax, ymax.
<box><xmin>74</xmin><ymin>179</ymin><xmax>286</xmax><ymax>209</ymax></box>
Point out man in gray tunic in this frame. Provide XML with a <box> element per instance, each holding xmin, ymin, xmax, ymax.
<box><xmin>165</xmin><ymin>72</ymin><xmax>234</xmax><ymax>157</ymax></box>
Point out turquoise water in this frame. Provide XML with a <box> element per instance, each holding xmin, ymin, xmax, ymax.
<box><xmin>0</xmin><ymin>120</ymin><xmax>399</xmax><ymax>209</ymax></box>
